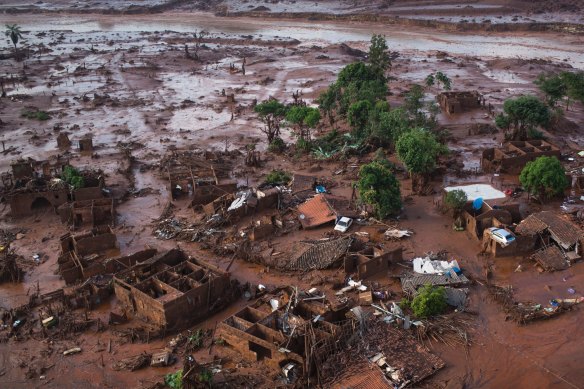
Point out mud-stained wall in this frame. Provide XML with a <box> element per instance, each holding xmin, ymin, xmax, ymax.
<box><xmin>8</xmin><ymin>189</ymin><xmax>68</xmax><ymax>216</ymax></box>
<box><xmin>345</xmin><ymin>247</ymin><xmax>402</xmax><ymax>279</ymax></box>
<box><xmin>191</xmin><ymin>182</ymin><xmax>237</xmax><ymax>206</ymax></box>
<box><xmin>75</xmin><ymin>232</ymin><xmax>117</xmax><ymax>256</ymax></box>
<box><xmin>73</xmin><ymin>186</ymin><xmax>103</xmax><ymax>201</ymax></box>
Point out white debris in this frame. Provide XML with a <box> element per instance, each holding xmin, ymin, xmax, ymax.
<box><xmin>384</xmin><ymin>229</ymin><xmax>413</xmax><ymax>239</ymax></box>
<box><xmin>413</xmin><ymin>256</ymin><xmax>460</xmax><ymax>275</ymax></box>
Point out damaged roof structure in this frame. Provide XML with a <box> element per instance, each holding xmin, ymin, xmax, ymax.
<box><xmin>161</xmin><ymin>149</ymin><xmax>234</xmax><ymax>201</ymax></box>
<box><xmin>215</xmin><ymin>288</ymin><xmax>356</xmax><ymax>379</ymax></box>
<box><xmin>516</xmin><ymin>211</ymin><xmax>583</xmax><ymax>270</ymax></box>
<box><xmin>279</xmin><ymin>236</ymin><xmax>353</xmax><ymax>271</ymax></box>
<box><xmin>113</xmin><ymin>248</ymin><xmax>237</xmax><ymax>331</ymax></box>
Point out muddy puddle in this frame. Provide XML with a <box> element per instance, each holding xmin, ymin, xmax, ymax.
<box><xmin>2</xmin><ymin>13</ymin><xmax>583</xmax><ymax>68</ymax></box>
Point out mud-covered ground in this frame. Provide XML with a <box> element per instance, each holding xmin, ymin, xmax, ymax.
<box><xmin>1</xmin><ymin>8</ymin><xmax>584</xmax><ymax>389</ymax></box>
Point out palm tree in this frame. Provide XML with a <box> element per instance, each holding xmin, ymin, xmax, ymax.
<box><xmin>5</xmin><ymin>24</ymin><xmax>23</xmax><ymax>59</ymax></box>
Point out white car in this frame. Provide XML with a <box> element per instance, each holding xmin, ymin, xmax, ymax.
<box><xmin>488</xmin><ymin>227</ymin><xmax>516</xmax><ymax>247</ymax></box>
<box><xmin>334</xmin><ymin>217</ymin><xmax>353</xmax><ymax>233</ymax></box>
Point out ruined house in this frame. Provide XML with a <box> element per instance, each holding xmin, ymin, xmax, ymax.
<box><xmin>163</xmin><ymin>149</ymin><xmax>234</xmax><ymax>201</ymax></box>
<box><xmin>1</xmin><ymin>158</ymin><xmax>106</xmax><ymax>217</ymax></box>
<box><xmin>481</xmin><ymin>140</ymin><xmax>561</xmax><ymax>174</ymax></box>
<box><xmin>437</xmin><ymin>91</ymin><xmax>483</xmax><ymax>115</ymax></box>
<box><xmin>216</xmin><ymin>290</ymin><xmax>354</xmax><ymax>376</ymax></box>
<box><xmin>113</xmin><ymin>248</ymin><xmax>237</xmax><ymax>331</ymax></box>
<box><xmin>58</xmin><ymin>198</ymin><xmax>115</xmax><ymax>228</ymax></box>
<box><xmin>345</xmin><ymin>247</ymin><xmax>403</xmax><ymax>279</ymax></box>
<box><xmin>57</xmin><ymin>132</ymin><xmax>71</xmax><ymax>149</ymax></box>
<box><xmin>515</xmin><ymin>211</ymin><xmax>583</xmax><ymax>269</ymax></box>
<box><xmin>77</xmin><ymin>135</ymin><xmax>93</xmax><ymax>152</ymax></box>
<box><xmin>57</xmin><ymin>226</ymin><xmax>121</xmax><ymax>284</ymax></box>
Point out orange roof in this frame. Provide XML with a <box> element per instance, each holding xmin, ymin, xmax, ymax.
<box><xmin>297</xmin><ymin>194</ymin><xmax>337</xmax><ymax>229</ymax></box>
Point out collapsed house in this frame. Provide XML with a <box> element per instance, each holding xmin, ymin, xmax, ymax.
<box><xmin>113</xmin><ymin>249</ymin><xmax>237</xmax><ymax>331</ymax></box>
<box><xmin>401</xmin><ymin>271</ymin><xmax>470</xmax><ymax>295</ymax></box>
<box><xmin>327</xmin><ymin>320</ymin><xmax>445</xmax><ymax>388</ymax></box>
<box><xmin>57</xmin><ymin>226</ymin><xmax>121</xmax><ymax>284</ymax></box>
<box><xmin>515</xmin><ymin>211</ymin><xmax>583</xmax><ymax>270</ymax></box>
<box><xmin>1</xmin><ymin>158</ymin><xmax>107</xmax><ymax>217</ymax></box>
<box><xmin>437</xmin><ymin>91</ymin><xmax>483</xmax><ymax>115</ymax></box>
<box><xmin>58</xmin><ymin>198</ymin><xmax>115</xmax><ymax>227</ymax></box>
<box><xmin>481</xmin><ymin>140</ymin><xmax>561</xmax><ymax>174</ymax></box>
<box><xmin>162</xmin><ymin>149</ymin><xmax>236</xmax><ymax>202</ymax></box>
<box><xmin>345</xmin><ymin>246</ymin><xmax>403</xmax><ymax>279</ymax></box>
<box><xmin>276</xmin><ymin>236</ymin><xmax>354</xmax><ymax>271</ymax></box>
<box><xmin>215</xmin><ymin>288</ymin><xmax>355</xmax><ymax>378</ymax></box>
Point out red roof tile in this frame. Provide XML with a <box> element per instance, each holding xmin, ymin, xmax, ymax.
<box><xmin>297</xmin><ymin>194</ymin><xmax>337</xmax><ymax>229</ymax></box>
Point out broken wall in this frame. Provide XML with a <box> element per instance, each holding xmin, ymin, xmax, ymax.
<box><xmin>8</xmin><ymin>189</ymin><xmax>69</xmax><ymax>216</ymax></box>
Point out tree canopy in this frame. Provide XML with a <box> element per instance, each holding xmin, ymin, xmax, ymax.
<box><xmin>5</xmin><ymin>24</ymin><xmax>23</xmax><ymax>57</ymax></box>
<box><xmin>495</xmin><ymin>95</ymin><xmax>550</xmax><ymax>141</ymax></box>
<box><xmin>445</xmin><ymin>189</ymin><xmax>468</xmax><ymax>215</ymax></box>
<box><xmin>411</xmin><ymin>285</ymin><xmax>447</xmax><ymax>318</ymax></box>
<box><xmin>357</xmin><ymin>161</ymin><xmax>401</xmax><ymax>219</ymax></box>
<box><xmin>535</xmin><ymin>73</ymin><xmax>567</xmax><ymax>107</ymax></box>
<box><xmin>395</xmin><ymin>128</ymin><xmax>444</xmax><ymax>175</ymax></box>
<box><xmin>286</xmin><ymin>106</ymin><xmax>320</xmax><ymax>140</ymax></box>
<box><xmin>368</xmin><ymin>34</ymin><xmax>390</xmax><ymax>75</ymax></box>
<box><xmin>347</xmin><ymin>100</ymin><xmax>372</xmax><ymax>138</ymax></box>
<box><xmin>519</xmin><ymin>156</ymin><xmax>568</xmax><ymax>201</ymax></box>
<box><xmin>254</xmin><ymin>99</ymin><xmax>288</xmax><ymax>143</ymax></box>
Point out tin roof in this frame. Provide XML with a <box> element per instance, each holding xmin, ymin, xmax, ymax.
<box><xmin>297</xmin><ymin>194</ymin><xmax>337</xmax><ymax>229</ymax></box>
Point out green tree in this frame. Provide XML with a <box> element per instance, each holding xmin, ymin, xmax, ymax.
<box><xmin>519</xmin><ymin>156</ymin><xmax>568</xmax><ymax>202</ymax></box>
<box><xmin>286</xmin><ymin>106</ymin><xmax>320</xmax><ymax>141</ymax></box>
<box><xmin>254</xmin><ymin>99</ymin><xmax>288</xmax><ymax>143</ymax></box>
<box><xmin>495</xmin><ymin>95</ymin><xmax>550</xmax><ymax>141</ymax></box>
<box><xmin>357</xmin><ymin>161</ymin><xmax>401</xmax><ymax>219</ymax></box>
<box><xmin>337</xmin><ymin>62</ymin><xmax>381</xmax><ymax>88</ymax></box>
<box><xmin>396</xmin><ymin>128</ymin><xmax>445</xmax><ymax>193</ymax></box>
<box><xmin>368</xmin><ymin>34</ymin><xmax>390</xmax><ymax>75</ymax></box>
<box><xmin>371</xmin><ymin>107</ymin><xmax>410</xmax><ymax>146</ymax></box>
<box><xmin>411</xmin><ymin>284</ymin><xmax>447</xmax><ymax>318</ymax></box>
<box><xmin>347</xmin><ymin>100</ymin><xmax>372</xmax><ymax>138</ymax></box>
<box><xmin>264</xmin><ymin>170</ymin><xmax>292</xmax><ymax>186</ymax></box>
<box><xmin>425</xmin><ymin>72</ymin><xmax>452</xmax><ymax>90</ymax></box>
<box><xmin>316</xmin><ymin>83</ymin><xmax>340</xmax><ymax>126</ymax></box>
<box><xmin>560</xmin><ymin>71</ymin><xmax>584</xmax><ymax>111</ymax></box>
<box><xmin>445</xmin><ymin>189</ymin><xmax>468</xmax><ymax>217</ymax></box>
<box><xmin>535</xmin><ymin>73</ymin><xmax>566</xmax><ymax>107</ymax></box>
<box><xmin>5</xmin><ymin>24</ymin><xmax>23</xmax><ymax>59</ymax></box>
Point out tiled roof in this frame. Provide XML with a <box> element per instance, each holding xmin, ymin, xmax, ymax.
<box><xmin>332</xmin><ymin>365</ymin><xmax>392</xmax><ymax>389</ymax></box>
<box><xmin>533</xmin><ymin>245</ymin><xmax>568</xmax><ymax>271</ymax></box>
<box><xmin>516</xmin><ymin>211</ymin><xmax>582</xmax><ymax>248</ymax></box>
<box><xmin>400</xmin><ymin>272</ymin><xmax>470</xmax><ymax>294</ymax></box>
<box><xmin>297</xmin><ymin>194</ymin><xmax>337</xmax><ymax>229</ymax></box>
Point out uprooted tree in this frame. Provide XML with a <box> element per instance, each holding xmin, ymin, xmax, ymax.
<box><xmin>254</xmin><ymin>99</ymin><xmax>288</xmax><ymax>144</ymax></box>
<box><xmin>357</xmin><ymin>161</ymin><xmax>401</xmax><ymax>219</ymax></box>
<box><xmin>395</xmin><ymin>128</ymin><xmax>446</xmax><ymax>194</ymax></box>
<box><xmin>519</xmin><ymin>156</ymin><xmax>568</xmax><ymax>202</ymax></box>
<box><xmin>495</xmin><ymin>95</ymin><xmax>550</xmax><ymax>141</ymax></box>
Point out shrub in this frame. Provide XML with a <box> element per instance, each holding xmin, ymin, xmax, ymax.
<box><xmin>411</xmin><ymin>284</ymin><xmax>447</xmax><ymax>318</ymax></box>
<box><xmin>21</xmin><ymin>109</ymin><xmax>50</xmax><ymax>121</ymax></box>
<box><xmin>264</xmin><ymin>170</ymin><xmax>292</xmax><ymax>186</ymax></box>
<box><xmin>268</xmin><ymin>137</ymin><xmax>286</xmax><ymax>153</ymax></box>
<box><xmin>164</xmin><ymin>370</ymin><xmax>183</xmax><ymax>389</ymax></box>
<box><xmin>62</xmin><ymin>165</ymin><xmax>85</xmax><ymax>189</ymax></box>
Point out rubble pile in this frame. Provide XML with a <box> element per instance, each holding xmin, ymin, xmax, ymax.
<box><xmin>488</xmin><ymin>284</ymin><xmax>582</xmax><ymax>324</ymax></box>
<box><xmin>0</xmin><ymin>250</ymin><xmax>25</xmax><ymax>283</ymax></box>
